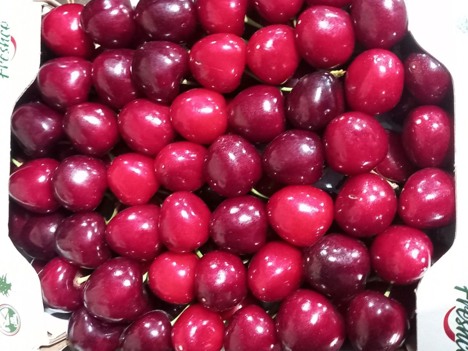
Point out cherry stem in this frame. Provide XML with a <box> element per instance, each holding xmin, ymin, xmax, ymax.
<box><xmin>244</xmin><ymin>15</ymin><xmax>263</xmax><ymax>29</ymax></box>
<box><xmin>37</xmin><ymin>0</ymin><xmax>62</xmax><ymax>7</ymax></box>
<box><xmin>330</xmin><ymin>69</ymin><xmax>346</xmax><ymax>78</ymax></box>
<box><xmin>11</xmin><ymin>158</ymin><xmax>23</xmax><ymax>168</ymax></box>
<box><xmin>181</xmin><ymin>79</ymin><xmax>199</xmax><ymax>87</ymax></box>
<box><xmin>250</xmin><ymin>188</ymin><xmax>270</xmax><ymax>200</ymax></box>
<box><xmin>170</xmin><ymin>304</ymin><xmax>191</xmax><ymax>326</ymax></box>
<box><xmin>142</xmin><ymin>272</ymin><xmax>149</xmax><ymax>284</ymax></box>
<box><xmin>280</xmin><ymin>86</ymin><xmax>293</xmax><ymax>92</ymax></box>
<box><xmin>74</xmin><ymin>274</ymin><xmax>90</xmax><ymax>286</ymax></box>
<box><xmin>384</xmin><ymin>284</ymin><xmax>393</xmax><ymax>298</ymax></box>
<box><xmin>195</xmin><ymin>250</ymin><xmax>204</xmax><ymax>259</ymax></box>
<box><xmin>105</xmin><ymin>203</ymin><xmax>121</xmax><ymax>224</ymax></box>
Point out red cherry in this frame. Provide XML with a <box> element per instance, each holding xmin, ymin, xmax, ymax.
<box><xmin>196</xmin><ymin>0</ymin><xmax>247</xmax><ymax>36</ymax></box>
<box><xmin>370</xmin><ymin>225</ymin><xmax>434</xmax><ymax>284</ymax></box>
<box><xmin>41</xmin><ymin>3</ymin><xmax>94</xmax><ymax>58</ymax></box>
<box><xmin>118</xmin><ymin>99</ymin><xmax>174</xmax><ymax>157</ymax></box>
<box><xmin>247</xmin><ymin>241</ymin><xmax>303</xmax><ymax>302</ymax></box>
<box><xmin>345</xmin><ymin>49</ymin><xmax>404</xmax><ymax>115</ymax></box>
<box><xmin>252</xmin><ymin>0</ymin><xmax>304</xmax><ymax>23</ymax></box>
<box><xmin>246</xmin><ymin>24</ymin><xmax>300</xmax><ymax>85</ymax></box>
<box><xmin>267</xmin><ymin>185</ymin><xmax>333</xmax><ymax>247</ymax></box>
<box><xmin>305</xmin><ymin>0</ymin><xmax>351</xmax><ymax>6</ymax></box>
<box><xmin>148</xmin><ymin>251</ymin><xmax>198</xmax><ymax>304</ymax></box>
<box><xmin>107</xmin><ymin>153</ymin><xmax>159</xmax><ymax>206</ymax></box>
<box><xmin>295</xmin><ymin>6</ymin><xmax>355</xmax><ymax>69</ymax></box>
<box><xmin>170</xmin><ymin>88</ymin><xmax>228</xmax><ymax>144</ymax></box>
<box><xmin>189</xmin><ymin>33</ymin><xmax>246</xmax><ymax>93</ymax></box>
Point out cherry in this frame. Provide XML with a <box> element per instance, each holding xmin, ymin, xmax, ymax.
<box><xmin>295</xmin><ymin>6</ymin><xmax>355</xmax><ymax>69</ymax></box>
<box><xmin>286</xmin><ymin>71</ymin><xmax>345</xmax><ymax>131</ymax></box>
<box><xmin>134</xmin><ymin>0</ymin><xmax>197</xmax><ymax>43</ymax></box>
<box><xmin>92</xmin><ymin>49</ymin><xmax>140</xmax><ymax>109</ymax></box>
<box><xmin>305</xmin><ymin>0</ymin><xmax>351</xmax><ymax>6</ymax></box>
<box><xmin>262</xmin><ymin>129</ymin><xmax>324</xmax><ymax>185</ymax></box>
<box><xmin>246</xmin><ymin>25</ymin><xmax>300</xmax><ymax>85</ymax></box>
<box><xmin>39</xmin><ymin>257</ymin><xmax>84</xmax><ymax>312</ymax></box>
<box><xmin>227</xmin><ymin>85</ymin><xmax>286</xmax><ymax>144</ymax></box>
<box><xmin>404</xmin><ymin>52</ymin><xmax>452</xmax><ymax>105</ymax></box>
<box><xmin>119</xmin><ymin>310</ymin><xmax>173</xmax><ymax>351</ymax></box>
<box><xmin>247</xmin><ymin>241</ymin><xmax>302</xmax><ymax>302</ymax></box>
<box><xmin>118</xmin><ymin>99</ymin><xmax>174</xmax><ymax>156</ymax></box>
<box><xmin>351</xmin><ymin>0</ymin><xmax>408</xmax><ymax>49</ymax></box>
<box><xmin>267</xmin><ymin>185</ymin><xmax>334</xmax><ymax>247</ymax></box>
<box><xmin>81</xmin><ymin>0</ymin><xmax>136</xmax><ymax>48</ymax></box>
<box><xmin>370</xmin><ymin>225</ymin><xmax>433</xmax><ymax>285</ymax></box>
<box><xmin>41</xmin><ymin>3</ymin><xmax>94</xmax><ymax>58</ymax></box>
<box><xmin>83</xmin><ymin>257</ymin><xmax>151</xmax><ymax>323</ymax></box>
<box><xmin>132</xmin><ymin>40</ymin><xmax>189</xmax><ymax>105</ymax></box>
<box><xmin>303</xmin><ymin>233</ymin><xmax>371</xmax><ymax>301</ymax></box>
<box><xmin>205</xmin><ymin>134</ymin><xmax>262</xmax><ymax>197</ymax></box>
<box><xmin>68</xmin><ymin>307</ymin><xmax>126</xmax><ymax>351</ymax></box>
<box><xmin>105</xmin><ymin>204</ymin><xmax>162</xmax><ymax>262</ymax></box>
<box><xmin>11</xmin><ymin>102</ymin><xmax>64</xmax><ymax>157</ymax></box>
<box><xmin>276</xmin><ymin>289</ymin><xmax>345</xmax><ymax>351</ymax></box>
<box><xmin>55</xmin><ymin>211</ymin><xmax>111</xmax><ymax>269</ymax></box>
<box><xmin>36</xmin><ymin>56</ymin><xmax>93</xmax><ymax>111</ymax></box>
<box><xmin>196</xmin><ymin>0</ymin><xmax>247</xmax><ymax>36</ymax></box>
<box><xmin>171</xmin><ymin>304</ymin><xmax>224</xmax><ymax>351</ymax></box>
<box><xmin>334</xmin><ymin>172</ymin><xmax>397</xmax><ymax>237</ymax></box>
<box><xmin>148</xmin><ymin>251</ymin><xmax>198</xmax><ymax>305</ymax></box>
<box><xmin>401</xmin><ymin>105</ymin><xmax>452</xmax><ymax>168</ymax></box>
<box><xmin>251</xmin><ymin>0</ymin><xmax>304</xmax><ymax>23</ymax></box>
<box><xmin>398</xmin><ymin>167</ymin><xmax>455</xmax><ymax>229</ymax></box>
<box><xmin>210</xmin><ymin>195</ymin><xmax>268</xmax><ymax>255</ymax></box>
<box><xmin>154</xmin><ymin>141</ymin><xmax>207</xmax><ymax>192</ymax></box>
<box><xmin>170</xmin><ymin>88</ymin><xmax>228</xmax><ymax>145</ymax></box>
<box><xmin>159</xmin><ymin>191</ymin><xmax>211</xmax><ymax>253</ymax></box>
<box><xmin>323</xmin><ymin>111</ymin><xmax>388</xmax><ymax>175</ymax></box>
<box><xmin>107</xmin><ymin>153</ymin><xmax>159</xmax><ymax>206</ymax></box>
<box><xmin>189</xmin><ymin>33</ymin><xmax>246</xmax><ymax>93</ymax></box>
<box><xmin>52</xmin><ymin>155</ymin><xmax>108</xmax><ymax>212</ymax></box>
<box><xmin>8</xmin><ymin>202</ymin><xmax>32</xmax><ymax>254</ymax></box>
<box><xmin>346</xmin><ymin>290</ymin><xmax>408</xmax><ymax>351</ymax></box>
<box><xmin>195</xmin><ymin>250</ymin><xmax>248</xmax><ymax>312</ymax></box>
<box><xmin>224</xmin><ymin>304</ymin><xmax>280</xmax><ymax>351</ymax></box>
<box><xmin>9</xmin><ymin>158</ymin><xmax>60</xmax><ymax>214</ymax></box>
<box><xmin>345</xmin><ymin>49</ymin><xmax>404</xmax><ymax>115</ymax></box>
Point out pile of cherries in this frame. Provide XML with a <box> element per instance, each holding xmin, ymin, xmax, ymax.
<box><xmin>8</xmin><ymin>0</ymin><xmax>456</xmax><ymax>350</ymax></box>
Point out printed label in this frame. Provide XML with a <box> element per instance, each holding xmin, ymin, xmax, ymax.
<box><xmin>0</xmin><ymin>304</ymin><xmax>20</xmax><ymax>336</ymax></box>
<box><xmin>0</xmin><ymin>20</ymin><xmax>15</xmax><ymax>79</ymax></box>
<box><xmin>444</xmin><ymin>286</ymin><xmax>468</xmax><ymax>350</ymax></box>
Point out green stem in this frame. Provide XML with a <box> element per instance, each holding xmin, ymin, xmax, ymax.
<box><xmin>11</xmin><ymin>158</ymin><xmax>23</xmax><ymax>168</ymax></box>
<box><xmin>171</xmin><ymin>304</ymin><xmax>191</xmax><ymax>326</ymax></box>
<box><xmin>244</xmin><ymin>15</ymin><xmax>263</xmax><ymax>29</ymax></box>
<box><xmin>330</xmin><ymin>69</ymin><xmax>346</xmax><ymax>78</ymax></box>
<box><xmin>250</xmin><ymin>188</ymin><xmax>269</xmax><ymax>200</ymax></box>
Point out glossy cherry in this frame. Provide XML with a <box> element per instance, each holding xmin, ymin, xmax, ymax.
<box><xmin>323</xmin><ymin>112</ymin><xmax>388</xmax><ymax>175</ymax></box>
<box><xmin>398</xmin><ymin>167</ymin><xmax>455</xmax><ymax>229</ymax></box>
<box><xmin>305</xmin><ymin>0</ymin><xmax>351</xmax><ymax>6</ymax></box>
<box><xmin>170</xmin><ymin>88</ymin><xmax>228</xmax><ymax>144</ymax></box>
<box><xmin>246</xmin><ymin>25</ymin><xmax>300</xmax><ymax>85</ymax></box>
<box><xmin>251</xmin><ymin>0</ymin><xmax>304</xmax><ymax>23</ymax></box>
<box><xmin>118</xmin><ymin>99</ymin><xmax>174</xmax><ymax>156</ymax></box>
<box><xmin>303</xmin><ymin>233</ymin><xmax>371</xmax><ymax>301</ymax></box>
<box><xmin>370</xmin><ymin>225</ymin><xmax>434</xmax><ymax>284</ymax></box>
<box><xmin>159</xmin><ymin>191</ymin><xmax>211</xmax><ymax>252</ymax></box>
<box><xmin>267</xmin><ymin>185</ymin><xmax>334</xmax><ymax>247</ymax></box>
<box><xmin>55</xmin><ymin>211</ymin><xmax>111</xmax><ymax>269</ymax></box>
<box><xmin>276</xmin><ymin>289</ymin><xmax>345</xmax><ymax>351</ymax></box>
<box><xmin>105</xmin><ymin>204</ymin><xmax>162</xmax><ymax>261</ymax></box>
<box><xmin>296</xmin><ymin>6</ymin><xmax>355</xmax><ymax>69</ymax></box>
<box><xmin>247</xmin><ymin>241</ymin><xmax>302</xmax><ymax>302</ymax></box>
<box><xmin>196</xmin><ymin>0</ymin><xmax>247</xmax><ymax>36</ymax></box>
<box><xmin>227</xmin><ymin>85</ymin><xmax>286</xmax><ymax>144</ymax></box>
<box><xmin>205</xmin><ymin>134</ymin><xmax>262</xmax><ymax>197</ymax></box>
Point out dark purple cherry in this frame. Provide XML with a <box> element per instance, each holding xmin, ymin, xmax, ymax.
<box><xmin>39</xmin><ymin>257</ymin><xmax>84</xmax><ymax>312</ymax></box>
<box><xmin>134</xmin><ymin>0</ymin><xmax>197</xmax><ymax>43</ymax></box>
<box><xmin>210</xmin><ymin>195</ymin><xmax>268</xmax><ymax>255</ymax></box>
<box><xmin>52</xmin><ymin>155</ymin><xmax>108</xmax><ymax>212</ymax></box>
<box><xmin>37</xmin><ymin>56</ymin><xmax>92</xmax><ymax>111</ymax></box>
<box><xmin>132</xmin><ymin>40</ymin><xmax>189</xmax><ymax>104</ymax></box>
<box><xmin>68</xmin><ymin>307</ymin><xmax>126</xmax><ymax>351</ymax></box>
<box><xmin>8</xmin><ymin>202</ymin><xmax>32</xmax><ymax>253</ymax></box>
<box><xmin>205</xmin><ymin>134</ymin><xmax>262</xmax><ymax>197</ymax></box>
<box><xmin>404</xmin><ymin>52</ymin><xmax>452</xmax><ymax>104</ymax></box>
<box><xmin>263</xmin><ymin>129</ymin><xmax>324</xmax><ymax>185</ymax></box>
<box><xmin>224</xmin><ymin>304</ymin><xmax>280</xmax><ymax>351</ymax></box>
<box><xmin>119</xmin><ymin>310</ymin><xmax>172</xmax><ymax>351</ymax></box>
<box><xmin>351</xmin><ymin>0</ymin><xmax>408</xmax><ymax>49</ymax></box>
<box><xmin>92</xmin><ymin>49</ymin><xmax>140</xmax><ymax>109</ymax></box>
<box><xmin>11</xmin><ymin>102</ymin><xmax>64</xmax><ymax>157</ymax></box>
<box><xmin>286</xmin><ymin>71</ymin><xmax>345</xmax><ymax>131</ymax></box>
<box><xmin>227</xmin><ymin>85</ymin><xmax>286</xmax><ymax>144</ymax></box>
<box><xmin>9</xmin><ymin>158</ymin><xmax>60</xmax><ymax>214</ymax></box>
<box><xmin>55</xmin><ymin>212</ymin><xmax>111</xmax><ymax>269</ymax></box>
<box><xmin>81</xmin><ymin>0</ymin><xmax>136</xmax><ymax>48</ymax></box>
<box><xmin>303</xmin><ymin>233</ymin><xmax>371</xmax><ymax>301</ymax></box>
<box><xmin>346</xmin><ymin>290</ymin><xmax>408</xmax><ymax>351</ymax></box>
<box><xmin>276</xmin><ymin>289</ymin><xmax>345</xmax><ymax>351</ymax></box>
<box><xmin>83</xmin><ymin>257</ymin><xmax>151</xmax><ymax>323</ymax></box>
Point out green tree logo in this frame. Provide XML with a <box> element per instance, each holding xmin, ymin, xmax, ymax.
<box><xmin>0</xmin><ymin>304</ymin><xmax>20</xmax><ymax>335</ymax></box>
<box><xmin>0</xmin><ymin>274</ymin><xmax>12</xmax><ymax>297</ymax></box>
